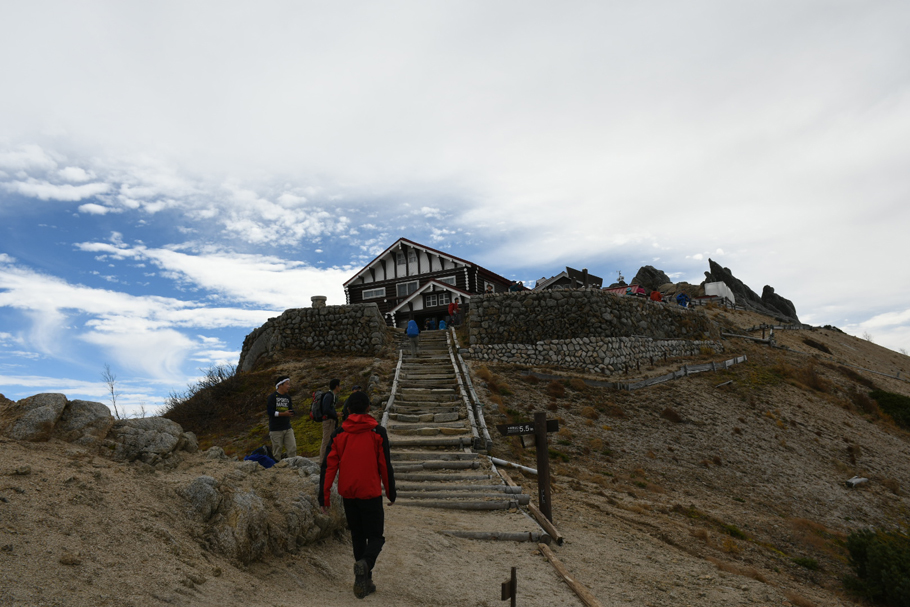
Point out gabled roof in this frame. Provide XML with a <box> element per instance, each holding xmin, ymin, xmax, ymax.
<box><xmin>534</xmin><ymin>266</ymin><xmax>603</xmax><ymax>291</ymax></box>
<box><xmin>533</xmin><ymin>271</ymin><xmax>569</xmax><ymax>291</ymax></box>
<box><xmin>387</xmin><ymin>280</ymin><xmax>472</xmax><ymax>316</ymax></box>
<box><xmin>343</xmin><ymin>237</ymin><xmax>511</xmax><ymax>288</ymax></box>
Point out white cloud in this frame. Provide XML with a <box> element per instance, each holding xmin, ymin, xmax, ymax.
<box><xmin>5</xmin><ymin>179</ymin><xmax>111</xmax><ymax>201</ymax></box>
<box><xmin>58</xmin><ymin>166</ymin><xmax>92</xmax><ymax>182</ymax></box>
<box><xmin>0</xmin><ymin>145</ymin><xmax>56</xmax><ymax>172</ymax></box>
<box><xmin>78</xmin><ymin>202</ymin><xmax>115</xmax><ymax>215</ymax></box>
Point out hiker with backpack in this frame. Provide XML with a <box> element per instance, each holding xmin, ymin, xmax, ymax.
<box><xmin>406</xmin><ymin>316</ymin><xmax>420</xmax><ymax>357</ymax></box>
<box><xmin>317</xmin><ymin>378</ymin><xmax>342</xmax><ymax>461</ymax></box>
<box><xmin>266</xmin><ymin>375</ymin><xmax>296</xmax><ymax>459</ymax></box>
<box><xmin>319</xmin><ymin>390</ymin><xmax>396</xmax><ymax>599</ymax></box>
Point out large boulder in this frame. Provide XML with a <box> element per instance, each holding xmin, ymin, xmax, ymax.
<box><xmin>54</xmin><ymin>399</ymin><xmax>114</xmax><ymax>448</ymax></box>
<box><xmin>762</xmin><ymin>286</ymin><xmax>800</xmax><ymax>323</ymax></box>
<box><xmin>103</xmin><ymin>417</ymin><xmax>191</xmax><ymax>465</ymax></box>
<box><xmin>1</xmin><ymin>393</ymin><xmax>68</xmax><ymax>441</ymax></box>
<box><xmin>632</xmin><ymin>266</ymin><xmax>671</xmax><ymax>292</ymax></box>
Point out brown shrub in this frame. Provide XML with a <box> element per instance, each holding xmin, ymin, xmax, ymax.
<box><xmin>568</xmin><ymin>378</ymin><xmax>587</xmax><ymax>391</ymax></box>
<box><xmin>661</xmin><ymin>407</ymin><xmax>684</xmax><ymax>423</ymax></box>
<box><xmin>476</xmin><ymin>365</ymin><xmax>494</xmax><ymax>383</ymax></box>
<box><xmin>521</xmin><ymin>374</ymin><xmax>540</xmax><ymax>385</ymax></box>
<box><xmin>706</xmin><ymin>557</ymin><xmax>767</xmax><ymax>583</ymax></box>
<box><xmin>546</xmin><ymin>401</ymin><xmax>558</xmax><ymax>411</ymax></box>
<box><xmin>880</xmin><ymin>477</ymin><xmax>902</xmax><ymax>495</ymax></box>
<box><xmin>783</xmin><ymin>591</ymin><xmax>817</xmax><ymax>607</ymax></box>
<box><xmin>802</xmin><ymin>337</ymin><xmax>831</xmax><ymax>354</ymax></box>
<box><xmin>546</xmin><ymin>380</ymin><xmax>566</xmax><ymax>398</ymax></box>
<box><xmin>604</xmin><ymin>404</ymin><xmax>625</xmax><ymax>418</ymax></box>
<box><xmin>580</xmin><ymin>406</ymin><xmax>599</xmax><ymax>420</ymax></box>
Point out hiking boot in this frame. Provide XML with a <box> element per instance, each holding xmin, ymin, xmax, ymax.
<box><xmin>353</xmin><ymin>559</ymin><xmax>369</xmax><ymax>599</ymax></box>
<box><xmin>365</xmin><ymin>578</ymin><xmax>376</xmax><ymax>595</ymax></box>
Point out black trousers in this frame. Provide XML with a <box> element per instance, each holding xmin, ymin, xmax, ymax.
<box><xmin>342</xmin><ymin>496</ymin><xmax>385</xmax><ymax>571</ymax></box>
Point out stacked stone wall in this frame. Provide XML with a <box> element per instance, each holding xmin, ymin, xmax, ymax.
<box><xmin>469</xmin><ymin>336</ymin><xmax>723</xmax><ymax>376</ymax></box>
<box><xmin>238</xmin><ymin>304</ymin><xmax>391</xmax><ymax>372</ymax></box>
<box><xmin>465</xmin><ymin>290</ymin><xmax>722</xmax><ymax>375</ymax></box>
<box><xmin>469</xmin><ymin>289</ymin><xmax>717</xmax><ymax>344</ymax></box>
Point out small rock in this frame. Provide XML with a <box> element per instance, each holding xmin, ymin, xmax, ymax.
<box><xmin>59</xmin><ymin>554</ymin><xmax>82</xmax><ymax>566</ymax></box>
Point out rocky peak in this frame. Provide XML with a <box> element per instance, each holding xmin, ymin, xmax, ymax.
<box><xmin>704</xmin><ymin>259</ymin><xmax>799</xmax><ymax>323</ymax></box>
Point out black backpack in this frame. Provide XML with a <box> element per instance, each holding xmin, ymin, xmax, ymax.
<box><xmin>309</xmin><ymin>390</ymin><xmax>325</xmax><ymax>422</ymax></box>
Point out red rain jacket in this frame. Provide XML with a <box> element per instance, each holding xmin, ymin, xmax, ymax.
<box><xmin>319</xmin><ymin>413</ymin><xmax>396</xmax><ymax>508</ymax></box>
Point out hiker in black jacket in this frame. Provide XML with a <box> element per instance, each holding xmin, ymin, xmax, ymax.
<box><xmin>319</xmin><ymin>378</ymin><xmax>341</xmax><ymax>461</ymax></box>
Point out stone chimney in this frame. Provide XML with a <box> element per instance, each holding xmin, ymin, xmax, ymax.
<box><xmin>310</xmin><ymin>295</ymin><xmax>327</xmax><ymax>308</ymax></box>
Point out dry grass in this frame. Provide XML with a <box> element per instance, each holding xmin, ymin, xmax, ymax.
<box><xmin>546</xmin><ymin>380</ymin><xmax>566</xmax><ymax>398</ymax></box>
<box><xmin>783</xmin><ymin>590</ymin><xmax>817</xmax><ymax>607</ymax></box>
<box><xmin>580</xmin><ymin>406</ymin><xmax>599</xmax><ymax>420</ymax></box>
<box><xmin>705</xmin><ymin>557</ymin><xmax>767</xmax><ymax>583</ymax></box>
<box><xmin>568</xmin><ymin>378</ymin><xmax>587</xmax><ymax>391</ymax></box>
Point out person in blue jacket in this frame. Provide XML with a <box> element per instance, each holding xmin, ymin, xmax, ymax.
<box><xmin>406</xmin><ymin>316</ymin><xmax>420</xmax><ymax>357</ymax></box>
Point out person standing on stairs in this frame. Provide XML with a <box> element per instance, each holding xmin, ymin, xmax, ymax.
<box><xmin>406</xmin><ymin>316</ymin><xmax>420</xmax><ymax>357</ymax></box>
<box><xmin>319</xmin><ymin>391</ymin><xmax>396</xmax><ymax>599</ymax></box>
<box><xmin>319</xmin><ymin>378</ymin><xmax>341</xmax><ymax>461</ymax></box>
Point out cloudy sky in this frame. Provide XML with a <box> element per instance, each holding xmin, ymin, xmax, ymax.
<box><xmin>1</xmin><ymin>1</ymin><xmax>908</xmax><ymax>415</ymax></box>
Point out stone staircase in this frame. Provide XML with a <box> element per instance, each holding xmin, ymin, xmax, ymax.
<box><xmin>383</xmin><ymin>330</ymin><xmax>529</xmax><ymax>512</ymax></box>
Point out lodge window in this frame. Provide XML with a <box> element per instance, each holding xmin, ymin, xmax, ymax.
<box><xmin>396</xmin><ymin>253</ymin><xmax>405</xmax><ymax>265</ymax></box>
<box><xmin>408</xmin><ymin>250</ymin><xmax>417</xmax><ymax>263</ymax></box>
<box><xmin>396</xmin><ymin>281</ymin><xmax>418</xmax><ymax>297</ymax></box>
<box><xmin>425</xmin><ymin>292</ymin><xmax>451</xmax><ymax>308</ymax></box>
<box><xmin>437</xmin><ymin>276</ymin><xmax>456</xmax><ymax>286</ymax></box>
<box><xmin>362</xmin><ymin>287</ymin><xmax>385</xmax><ymax>300</ymax></box>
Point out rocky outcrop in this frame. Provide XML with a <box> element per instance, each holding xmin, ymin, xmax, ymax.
<box><xmin>1</xmin><ymin>393</ymin><xmax>198</xmax><ymax>466</ymax></box>
<box><xmin>103</xmin><ymin>417</ymin><xmax>196</xmax><ymax>466</ymax></box>
<box><xmin>704</xmin><ymin>259</ymin><xmax>799</xmax><ymax>323</ymax></box>
<box><xmin>179</xmin><ymin>459</ymin><xmax>345</xmax><ymax>564</ymax></box>
<box><xmin>2</xmin><ymin>393</ymin><xmax>68</xmax><ymax>441</ymax></box>
<box><xmin>238</xmin><ymin>303</ymin><xmax>391</xmax><ymax>372</ymax></box>
<box><xmin>54</xmin><ymin>399</ymin><xmax>114</xmax><ymax>448</ymax></box>
<box><xmin>632</xmin><ymin>266</ymin><xmax>671</xmax><ymax>291</ymax></box>
<box><xmin>761</xmin><ymin>286</ymin><xmax>799</xmax><ymax>322</ymax></box>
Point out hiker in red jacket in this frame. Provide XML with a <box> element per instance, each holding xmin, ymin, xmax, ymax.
<box><xmin>319</xmin><ymin>391</ymin><xmax>396</xmax><ymax>599</ymax></box>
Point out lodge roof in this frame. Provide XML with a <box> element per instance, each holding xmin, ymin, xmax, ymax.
<box><xmin>343</xmin><ymin>237</ymin><xmax>511</xmax><ymax>288</ymax></box>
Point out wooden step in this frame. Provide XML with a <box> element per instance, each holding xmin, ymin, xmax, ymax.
<box><xmin>396</xmin><ymin>483</ymin><xmax>519</xmax><ymax>493</ymax></box>
<box><xmin>395</xmin><ymin>473</ymin><xmax>493</xmax><ymax>482</ymax></box>
<box><xmin>391</xmin><ymin>452</ymin><xmax>478</xmax><ymax>461</ymax></box>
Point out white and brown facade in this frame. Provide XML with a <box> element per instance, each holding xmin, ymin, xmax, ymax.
<box><xmin>343</xmin><ymin>237</ymin><xmax>512</xmax><ymax>327</ymax></box>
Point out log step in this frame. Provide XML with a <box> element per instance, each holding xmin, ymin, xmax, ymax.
<box><xmin>397</xmin><ymin>500</ymin><xmax>521</xmax><ymax>511</ymax></box>
<box><xmin>394</xmin><ymin>461</ymin><xmax>480</xmax><ymax>472</ymax></box>
<box><xmin>387</xmin><ymin>427</ymin><xmax>469</xmax><ymax>436</ymax></box>
<box><xmin>396</xmin><ymin>483</ymin><xmax>520</xmax><ymax>493</ymax></box>
<box><xmin>388</xmin><ymin>420</ymin><xmax>466</xmax><ymax>429</ymax></box>
<box><xmin>440</xmin><ymin>530</ymin><xmax>551</xmax><ymax>544</ymax></box>
<box><xmin>398</xmin><ymin>492</ymin><xmax>529</xmax><ymax>504</ymax></box>
<box><xmin>394</xmin><ymin>473</ymin><xmax>493</xmax><ymax>482</ymax></box>
<box><xmin>389</xmin><ymin>438</ymin><xmax>471</xmax><ymax>448</ymax></box>
<box><xmin>391</xmin><ymin>452</ymin><xmax>478</xmax><ymax>461</ymax></box>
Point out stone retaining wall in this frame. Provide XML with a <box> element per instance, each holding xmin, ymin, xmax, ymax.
<box><xmin>468</xmin><ymin>289</ymin><xmax>718</xmax><ymax>345</ymax></box>
<box><xmin>468</xmin><ymin>336</ymin><xmax>724</xmax><ymax>376</ymax></box>
<box><xmin>238</xmin><ymin>303</ymin><xmax>391</xmax><ymax>372</ymax></box>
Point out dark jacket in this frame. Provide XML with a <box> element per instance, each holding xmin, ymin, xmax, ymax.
<box><xmin>266</xmin><ymin>391</ymin><xmax>293</xmax><ymax>431</ymax></box>
<box><xmin>319</xmin><ymin>414</ymin><xmax>396</xmax><ymax>508</ymax></box>
<box><xmin>321</xmin><ymin>391</ymin><xmax>338</xmax><ymax>421</ymax></box>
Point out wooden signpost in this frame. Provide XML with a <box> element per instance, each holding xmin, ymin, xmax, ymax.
<box><xmin>496</xmin><ymin>411</ymin><xmax>558</xmax><ymax>522</ymax></box>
